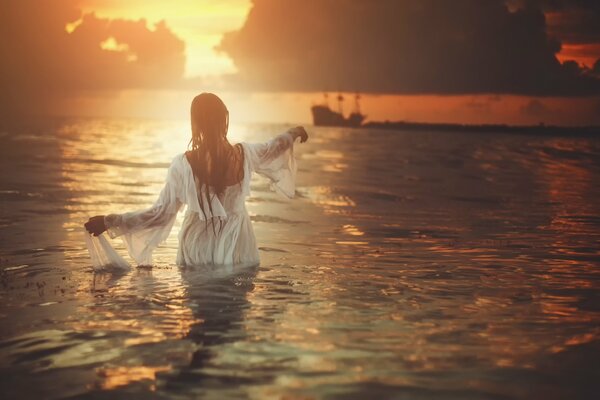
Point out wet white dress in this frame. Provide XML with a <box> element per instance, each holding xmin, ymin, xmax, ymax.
<box><xmin>102</xmin><ymin>131</ymin><xmax>297</xmax><ymax>266</ymax></box>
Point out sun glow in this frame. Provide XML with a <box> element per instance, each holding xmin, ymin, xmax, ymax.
<box><xmin>79</xmin><ymin>0</ymin><xmax>252</xmax><ymax>78</ymax></box>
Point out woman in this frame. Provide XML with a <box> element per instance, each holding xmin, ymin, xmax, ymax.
<box><xmin>84</xmin><ymin>93</ymin><xmax>308</xmax><ymax>266</ymax></box>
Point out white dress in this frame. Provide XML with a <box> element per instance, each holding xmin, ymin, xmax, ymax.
<box><xmin>102</xmin><ymin>131</ymin><xmax>297</xmax><ymax>266</ymax></box>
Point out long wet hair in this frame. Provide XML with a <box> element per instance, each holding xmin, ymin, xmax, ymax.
<box><xmin>187</xmin><ymin>93</ymin><xmax>242</xmax><ymax>229</ymax></box>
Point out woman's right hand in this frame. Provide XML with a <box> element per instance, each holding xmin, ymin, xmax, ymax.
<box><xmin>85</xmin><ymin>215</ymin><xmax>107</xmax><ymax>236</ymax></box>
<box><xmin>289</xmin><ymin>126</ymin><xmax>309</xmax><ymax>143</ymax></box>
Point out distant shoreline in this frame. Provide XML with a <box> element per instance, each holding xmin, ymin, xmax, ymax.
<box><xmin>362</xmin><ymin>120</ymin><xmax>600</xmax><ymax>135</ymax></box>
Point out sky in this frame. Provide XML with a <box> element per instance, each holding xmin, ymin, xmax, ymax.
<box><xmin>1</xmin><ymin>0</ymin><xmax>600</xmax><ymax>125</ymax></box>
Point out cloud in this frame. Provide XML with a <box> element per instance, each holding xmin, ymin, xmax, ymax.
<box><xmin>520</xmin><ymin>0</ymin><xmax>600</xmax><ymax>44</ymax></box>
<box><xmin>0</xmin><ymin>0</ymin><xmax>185</xmax><ymax>118</ymax></box>
<box><xmin>218</xmin><ymin>0</ymin><xmax>600</xmax><ymax>96</ymax></box>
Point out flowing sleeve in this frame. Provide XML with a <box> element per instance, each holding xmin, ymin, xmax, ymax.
<box><xmin>103</xmin><ymin>155</ymin><xmax>185</xmax><ymax>265</ymax></box>
<box><xmin>243</xmin><ymin>131</ymin><xmax>297</xmax><ymax>198</ymax></box>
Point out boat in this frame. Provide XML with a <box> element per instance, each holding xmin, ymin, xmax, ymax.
<box><xmin>311</xmin><ymin>93</ymin><xmax>366</xmax><ymax>127</ymax></box>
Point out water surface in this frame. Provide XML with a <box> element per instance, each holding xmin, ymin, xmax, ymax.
<box><xmin>0</xmin><ymin>118</ymin><xmax>599</xmax><ymax>399</ymax></box>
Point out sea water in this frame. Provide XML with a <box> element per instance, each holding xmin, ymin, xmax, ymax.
<box><xmin>0</xmin><ymin>118</ymin><xmax>599</xmax><ymax>399</ymax></box>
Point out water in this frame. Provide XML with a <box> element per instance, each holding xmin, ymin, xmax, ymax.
<box><xmin>0</xmin><ymin>118</ymin><xmax>599</xmax><ymax>399</ymax></box>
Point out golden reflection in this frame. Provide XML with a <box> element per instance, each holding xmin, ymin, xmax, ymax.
<box><xmin>564</xmin><ymin>332</ymin><xmax>598</xmax><ymax>346</ymax></box>
<box><xmin>322</xmin><ymin>162</ymin><xmax>349</xmax><ymax>173</ymax></box>
<box><xmin>526</xmin><ymin>139</ymin><xmax>598</xmax><ymax>264</ymax></box>
<box><xmin>303</xmin><ymin>149</ymin><xmax>347</xmax><ymax>173</ymax></box>
<box><xmin>335</xmin><ymin>240</ymin><xmax>369</xmax><ymax>246</ymax></box>
<box><xmin>96</xmin><ymin>365</ymin><xmax>171</xmax><ymax>390</ymax></box>
<box><xmin>342</xmin><ymin>224</ymin><xmax>364</xmax><ymax>236</ymax></box>
<box><xmin>551</xmin><ymin>330</ymin><xmax>599</xmax><ymax>354</ymax></box>
<box><xmin>315</xmin><ymin>150</ymin><xmax>344</xmax><ymax>160</ymax></box>
<box><xmin>303</xmin><ymin>186</ymin><xmax>356</xmax><ymax>214</ymax></box>
<box><xmin>540</xmin><ymin>301</ymin><xmax>584</xmax><ymax>321</ymax></box>
<box><xmin>71</xmin><ymin>269</ymin><xmax>200</xmax><ymax>348</ymax></box>
<box><xmin>244</xmin><ymin>266</ymin><xmax>340</xmax><ymax>358</ymax></box>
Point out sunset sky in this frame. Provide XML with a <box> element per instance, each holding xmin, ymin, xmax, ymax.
<box><xmin>1</xmin><ymin>0</ymin><xmax>600</xmax><ymax>125</ymax></box>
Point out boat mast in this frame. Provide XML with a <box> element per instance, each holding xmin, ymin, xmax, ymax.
<box><xmin>354</xmin><ymin>93</ymin><xmax>361</xmax><ymax>114</ymax></box>
<box><xmin>337</xmin><ymin>93</ymin><xmax>344</xmax><ymax>116</ymax></box>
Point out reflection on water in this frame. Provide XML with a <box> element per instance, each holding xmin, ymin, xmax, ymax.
<box><xmin>0</xmin><ymin>119</ymin><xmax>599</xmax><ymax>399</ymax></box>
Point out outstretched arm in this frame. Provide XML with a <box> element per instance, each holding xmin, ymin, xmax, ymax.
<box><xmin>251</xmin><ymin>126</ymin><xmax>308</xmax><ymax>166</ymax></box>
<box><xmin>243</xmin><ymin>126</ymin><xmax>309</xmax><ymax>198</ymax></box>
<box><xmin>84</xmin><ymin>155</ymin><xmax>185</xmax><ymax>265</ymax></box>
<box><xmin>85</xmin><ymin>173</ymin><xmax>183</xmax><ymax>237</ymax></box>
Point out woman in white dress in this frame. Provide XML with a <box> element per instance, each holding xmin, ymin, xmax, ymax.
<box><xmin>84</xmin><ymin>93</ymin><xmax>308</xmax><ymax>266</ymax></box>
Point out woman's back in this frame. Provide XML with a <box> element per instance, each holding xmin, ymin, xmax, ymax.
<box><xmin>187</xmin><ymin>144</ymin><xmax>248</xmax><ymax>217</ymax></box>
<box><xmin>184</xmin><ymin>142</ymin><xmax>244</xmax><ymax>188</ymax></box>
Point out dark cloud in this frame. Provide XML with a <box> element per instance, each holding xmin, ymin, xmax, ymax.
<box><xmin>0</xmin><ymin>0</ymin><xmax>185</xmax><ymax>118</ymax></box>
<box><xmin>219</xmin><ymin>0</ymin><xmax>600</xmax><ymax>96</ymax></box>
<box><xmin>519</xmin><ymin>0</ymin><xmax>600</xmax><ymax>44</ymax></box>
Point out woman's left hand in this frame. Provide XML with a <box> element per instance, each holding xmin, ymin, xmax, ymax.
<box><xmin>85</xmin><ymin>215</ymin><xmax>107</xmax><ymax>236</ymax></box>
